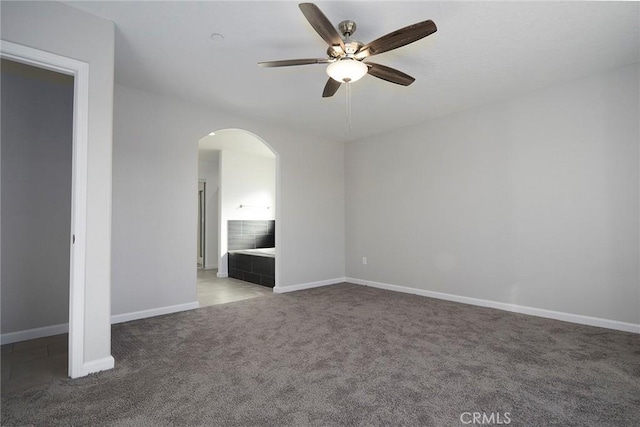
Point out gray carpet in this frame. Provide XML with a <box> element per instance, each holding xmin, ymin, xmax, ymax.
<box><xmin>2</xmin><ymin>283</ymin><xmax>639</xmax><ymax>426</ymax></box>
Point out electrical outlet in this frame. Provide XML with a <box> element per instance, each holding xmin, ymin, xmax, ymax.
<box><xmin>362</xmin><ymin>257</ymin><xmax>367</xmax><ymax>265</ymax></box>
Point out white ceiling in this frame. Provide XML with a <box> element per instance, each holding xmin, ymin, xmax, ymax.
<box><xmin>67</xmin><ymin>1</ymin><xmax>639</xmax><ymax>142</ymax></box>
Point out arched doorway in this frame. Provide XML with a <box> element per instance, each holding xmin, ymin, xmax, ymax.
<box><xmin>196</xmin><ymin>129</ymin><xmax>279</xmax><ymax>305</ymax></box>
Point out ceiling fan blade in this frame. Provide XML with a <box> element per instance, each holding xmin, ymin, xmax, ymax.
<box><xmin>258</xmin><ymin>58</ymin><xmax>331</xmax><ymax>67</ymax></box>
<box><xmin>366</xmin><ymin>62</ymin><xmax>415</xmax><ymax>86</ymax></box>
<box><xmin>299</xmin><ymin>3</ymin><xmax>345</xmax><ymax>50</ymax></box>
<box><xmin>356</xmin><ymin>19</ymin><xmax>437</xmax><ymax>59</ymax></box>
<box><xmin>322</xmin><ymin>78</ymin><xmax>342</xmax><ymax>98</ymax></box>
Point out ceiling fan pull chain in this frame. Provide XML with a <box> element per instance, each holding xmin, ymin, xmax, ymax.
<box><xmin>346</xmin><ymin>82</ymin><xmax>352</xmax><ymax>131</ymax></box>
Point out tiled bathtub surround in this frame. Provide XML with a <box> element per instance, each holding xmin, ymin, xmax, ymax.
<box><xmin>228</xmin><ymin>220</ymin><xmax>275</xmax><ymax>287</ymax></box>
<box><xmin>228</xmin><ymin>220</ymin><xmax>275</xmax><ymax>250</ymax></box>
<box><xmin>228</xmin><ymin>251</ymin><xmax>275</xmax><ymax>288</ymax></box>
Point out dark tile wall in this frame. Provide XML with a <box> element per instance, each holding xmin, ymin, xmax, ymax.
<box><xmin>228</xmin><ymin>220</ymin><xmax>275</xmax><ymax>250</ymax></box>
<box><xmin>228</xmin><ymin>253</ymin><xmax>275</xmax><ymax>288</ymax></box>
<box><xmin>227</xmin><ymin>220</ymin><xmax>276</xmax><ymax>288</ymax></box>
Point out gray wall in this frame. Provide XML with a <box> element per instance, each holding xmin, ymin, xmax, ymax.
<box><xmin>346</xmin><ymin>64</ymin><xmax>639</xmax><ymax>325</ymax></box>
<box><xmin>112</xmin><ymin>84</ymin><xmax>345</xmax><ymax>316</ymax></box>
<box><xmin>2</xmin><ymin>1</ymin><xmax>115</xmax><ymax>363</ymax></box>
<box><xmin>1</xmin><ymin>59</ymin><xmax>73</xmax><ymax>334</ymax></box>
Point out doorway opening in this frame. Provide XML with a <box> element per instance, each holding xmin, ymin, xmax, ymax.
<box><xmin>196</xmin><ymin>129</ymin><xmax>278</xmax><ymax>306</ymax></box>
<box><xmin>197</xmin><ymin>180</ymin><xmax>206</xmax><ymax>268</ymax></box>
<box><xmin>0</xmin><ymin>41</ymin><xmax>90</xmax><ymax>379</ymax></box>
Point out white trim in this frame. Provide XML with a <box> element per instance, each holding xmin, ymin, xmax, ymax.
<box><xmin>217</xmin><ymin>151</ymin><xmax>226</xmax><ymax>277</ymax></box>
<box><xmin>346</xmin><ymin>277</ymin><xmax>640</xmax><ymax>334</ymax></box>
<box><xmin>273</xmin><ymin>277</ymin><xmax>346</xmax><ymax>294</ymax></box>
<box><xmin>82</xmin><ymin>356</ymin><xmax>115</xmax><ymax>376</ymax></box>
<box><xmin>2</xmin><ymin>301</ymin><xmax>201</xmax><ymax>345</ymax></box>
<box><xmin>110</xmin><ymin>301</ymin><xmax>200</xmax><ymax>324</ymax></box>
<box><xmin>0</xmin><ymin>40</ymin><xmax>90</xmax><ymax>379</ymax></box>
<box><xmin>0</xmin><ymin>323</ymin><xmax>69</xmax><ymax>345</ymax></box>
<box><xmin>203</xmin><ymin>265</ymin><xmax>218</xmax><ymax>270</ymax></box>
<box><xmin>274</xmin><ymin>154</ymin><xmax>281</xmax><ymax>288</ymax></box>
<box><xmin>198</xmin><ymin>179</ymin><xmax>206</xmax><ymax>268</ymax></box>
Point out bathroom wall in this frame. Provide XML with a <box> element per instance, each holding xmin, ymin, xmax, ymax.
<box><xmin>218</xmin><ymin>149</ymin><xmax>276</xmax><ymax>277</ymax></box>
<box><xmin>228</xmin><ymin>220</ymin><xmax>275</xmax><ymax>250</ymax></box>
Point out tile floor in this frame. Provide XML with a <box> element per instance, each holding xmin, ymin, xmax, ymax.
<box><xmin>1</xmin><ymin>333</ymin><xmax>68</xmax><ymax>395</ymax></box>
<box><xmin>197</xmin><ymin>268</ymin><xmax>273</xmax><ymax>307</ymax></box>
<box><xmin>1</xmin><ymin>270</ymin><xmax>272</xmax><ymax>395</ymax></box>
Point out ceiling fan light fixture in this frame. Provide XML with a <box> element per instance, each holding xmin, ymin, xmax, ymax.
<box><xmin>326</xmin><ymin>58</ymin><xmax>367</xmax><ymax>83</ymax></box>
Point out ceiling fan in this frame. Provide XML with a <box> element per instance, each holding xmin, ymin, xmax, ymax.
<box><xmin>259</xmin><ymin>3</ymin><xmax>437</xmax><ymax>98</ymax></box>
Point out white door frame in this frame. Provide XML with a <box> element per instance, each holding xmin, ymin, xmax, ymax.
<box><xmin>198</xmin><ymin>179</ymin><xmax>206</xmax><ymax>268</ymax></box>
<box><xmin>1</xmin><ymin>40</ymin><xmax>89</xmax><ymax>379</ymax></box>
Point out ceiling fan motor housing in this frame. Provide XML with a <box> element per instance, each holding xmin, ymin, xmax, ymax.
<box><xmin>339</xmin><ymin>20</ymin><xmax>362</xmax><ymax>55</ymax></box>
<box><xmin>327</xmin><ymin>40</ymin><xmax>363</xmax><ymax>58</ymax></box>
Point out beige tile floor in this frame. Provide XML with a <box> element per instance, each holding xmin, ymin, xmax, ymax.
<box><xmin>197</xmin><ymin>268</ymin><xmax>273</xmax><ymax>307</ymax></box>
<box><xmin>1</xmin><ymin>270</ymin><xmax>272</xmax><ymax>394</ymax></box>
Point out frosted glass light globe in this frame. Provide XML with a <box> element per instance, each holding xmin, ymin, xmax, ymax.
<box><xmin>326</xmin><ymin>59</ymin><xmax>368</xmax><ymax>83</ymax></box>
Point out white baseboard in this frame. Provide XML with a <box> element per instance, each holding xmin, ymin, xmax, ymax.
<box><xmin>80</xmin><ymin>356</ymin><xmax>115</xmax><ymax>378</ymax></box>
<box><xmin>1</xmin><ymin>323</ymin><xmax>69</xmax><ymax>345</ymax></box>
<box><xmin>110</xmin><ymin>301</ymin><xmax>200</xmax><ymax>324</ymax></box>
<box><xmin>204</xmin><ymin>265</ymin><xmax>218</xmax><ymax>270</ymax></box>
<box><xmin>273</xmin><ymin>277</ymin><xmax>346</xmax><ymax>294</ymax></box>
<box><xmin>346</xmin><ymin>277</ymin><xmax>640</xmax><ymax>334</ymax></box>
<box><xmin>2</xmin><ymin>302</ymin><xmax>202</xmax><ymax>345</ymax></box>
<box><xmin>216</xmin><ymin>272</ymin><xmax>228</xmax><ymax>278</ymax></box>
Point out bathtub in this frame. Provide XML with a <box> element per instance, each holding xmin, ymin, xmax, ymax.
<box><xmin>228</xmin><ymin>247</ymin><xmax>275</xmax><ymax>258</ymax></box>
<box><xmin>228</xmin><ymin>247</ymin><xmax>275</xmax><ymax>287</ymax></box>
